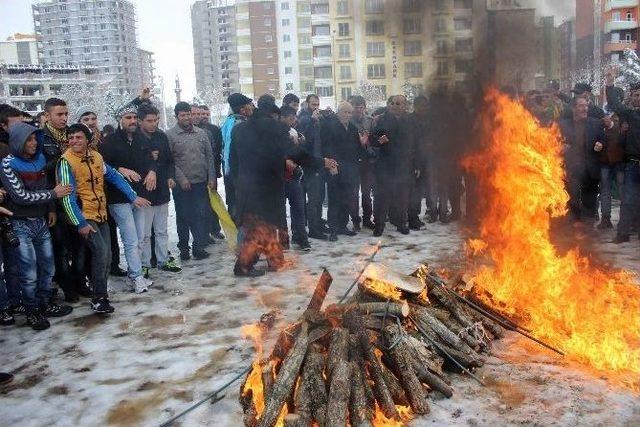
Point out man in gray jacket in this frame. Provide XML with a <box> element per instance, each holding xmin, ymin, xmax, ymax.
<box><xmin>166</xmin><ymin>102</ymin><xmax>216</xmax><ymax>260</ymax></box>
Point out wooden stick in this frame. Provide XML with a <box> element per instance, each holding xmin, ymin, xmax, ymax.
<box><xmin>326</xmin><ymin>327</ymin><xmax>349</xmax><ymax>381</ymax></box>
<box><xmin>349</xmin><ymin>361</ymin><xmax>373</xmax><ymax>427</ymax></box>
<box><xmin>326</xmin><ymin>360</ymin><xmax>350</xmax><ymax>427</ymax></box>
<box><xmin>302</xmin><ymin>344</ymin><xmax>328</xmax><ymax>426</ymax></box>
<box><xmin>357</xmin><ymin>301</ymin><xmax>410</xmax><ymax>318</ymax></box>
<box><xmin>306</xmin><ymin>269</ymin><xmax>333</xmax><ymax>311</ymax></box>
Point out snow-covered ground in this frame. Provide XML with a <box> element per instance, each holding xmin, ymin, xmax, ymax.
<box><xmin>1</xmin><ymin>201</ymin><xmax>638</xmax><ymax>427</ymax></box>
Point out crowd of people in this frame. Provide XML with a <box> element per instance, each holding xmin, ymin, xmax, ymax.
<box><xmin>0</xmin><ymin>71</ymin><xmax>638</xmax><ymax>350</ymax></box>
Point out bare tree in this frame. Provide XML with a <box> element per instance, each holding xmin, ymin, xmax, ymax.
<box><xmin>356</xmin><ymin>80</ymin><xmax>387</xmax><ymax>108</ymax></box>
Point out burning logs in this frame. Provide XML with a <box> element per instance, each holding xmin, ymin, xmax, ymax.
<box><xmin>240</xmin><ymin>264</ymin><xmax>503</xmax><ymax>426</ymax></box>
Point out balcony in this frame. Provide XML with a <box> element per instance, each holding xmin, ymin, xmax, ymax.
<box><xmin>604</xmin><ymin>0</ymin><xmax>639</xmax><ymax>12</ymax></box>
<box><xmin>604</xmin><ymin>39</ymin><xmax>638</xmax><ymax>53</ymax></box>
<box><xmin>604</xmin><ymin>19</ymin><xmax>639</xmax><ymax>33</ymax></box>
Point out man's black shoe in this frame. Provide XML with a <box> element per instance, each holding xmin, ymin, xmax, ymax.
<box><xmin>211</xmin><ymin>232</ymin><xmax>225</xmax><ymax>240</ymax></box>
<box><xmin>234</xmin><ymin>266</ymin><xmax>266</xmax><ymax>277</ymax></box>
<box><xmin>408</xmin><ymin>220</ymin><xmax>423</xmax><ymax>231</ymax></box>
<box><xmin>373</xmin><ymin>227</ymin><xmax>384</xmax><ymax>237</ymax></box>
<box><xmin>0</xmin><ymin>372</ymin><xmax>13</xmax><ymax>385</ymax></box>
<box><xmin>192</xmin><ymin>249</ymin><xmax>210</xmax><ymax>260</ymax></box>
<box><xmin>363</xmin><ymin>219</ymin><xmax>375</xmax><ymax>230</ymax></box>
<box><xmin>597</xmin><ymin>219</ymin><xmax>613</xmax><ymax>230</ymax></box>
<box><xmin>328</xmin><ymin>233</ymin><xmax>338</xmax><ymax>242</ymax></box>
<box><xmin>353</xmin><ymin>222</ymin><xmax>361</xmax><ymax>232</ymax></box>
<box><xmin>64</xmin><ymin>293</ymin><xmax>80</xmax><ymax>304</ymax></box>
<box><xmin>109</xmin><ymin>267</ymin><xmax>128</xmax><ymax>277</ymax></box>
<box><xmin>424</xmin><ymin>212</ymin><xmax>438</xmax><ymax>223</ymax></box>
<box><xmin>26</xmin><ymin>311</ymin><xmax>50</xmax><ymax>331</ymax></box>
<box><xmin>91</xmin><ymin>298</ymin><xmax>115</xmax><ymax>314</ymax></box>
<box><xmin>180</xmin><ymin>250</ymin><xmax>191</xmax><ymax>261</ymax></box>
<box><xmin>612</xmin><ymin>234</ymin><xmax>630</xmax><ymax>244</ymax></box>
<box><xmin>295</xmin><ymin>239</ymin><xmax>312</xmax><ymax>252</ymax></box>
<box><xmin>337</xmin><ymin>229</ymin><xmax>357</xmax><ymax>236</ymax></box>
<box><xmin>397</xmin><ymin>226</ymin><xmax>410</xmax><ymax>235</ymax></box>
<box><xmin>308</xmin><ymin>232</ymin><xmax>328</xmax><ymax>240</ymax></box>
<box><xmin>9</xmin><ymin>304</ymin><xmax>26</xmax><ymax>316</ymax></box>
<box><xmin>0</xmin><ymin>309</ymin><xmax>15</xmax><ymax>326</ymax></box>
<box><xmin>43</xmin><ymin>303</ymin><xmax>73</xmax><ymax>318</ymax></box>
<box><xmin>206</xmin><ymin>236</ymin><xmax>217</xmax><ymax>246</ymax></box>
<box><xmin>322</xmin><ymin>225</ymin><xmax>331</xmax><ymax>234</ymax></box>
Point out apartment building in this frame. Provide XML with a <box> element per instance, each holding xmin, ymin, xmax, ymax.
<box><xmin>602</xmin><ymin>0</ymin><xmax>639</xmax><ymax>63</ymax></box>
<box><xmin>0</xmin><ymin>34</ymin><xmax>39</xmax><ymax>65</ymax></box>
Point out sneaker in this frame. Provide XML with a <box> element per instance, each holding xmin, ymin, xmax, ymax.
<box><xmin>373</xmin><ymin>227</ymin><xmax>384</xmax><ymax>237</ymax></box>
<box><xmin>142</xmin><ymin>266</ymin><xmax>151</xmax><ymax>280</ymax></box>
<box><xmin>409</xmin><ymin>220</ymin><xmax>424</xmax><ymax>231</ymax></box>
<box><xmin>42</xmin><ymin>303</ymin><xmax>73</xmax><ymax>318</ymax></box>
<box><xmin>424</xmin><ymin>212</ymin><xmax>438</xmax><ymax>224</ymax></box>
<box><xmin>337</xmin><ymin>229</ymin><xmax>357</xmax><ymax>236</ymax></box>
<box><xmin>130</xmin><ymin>276</ymin><xmax>149</xmax><ymax>294</ymax></box>
<box><xmin>9</xmin><ymin>304</ymin><xmax>26</xmax><ymax>316</ymax></box>
<box><xmin>26</xmin><ymin>311</ymin><xmax>50</xmax><ymax>331</ymax></box>
<box><xmin>109</xmin><ymin>266</ymin><xmax>128</xmax><ymax>277</ymax></box>
<box><xmin>160</xmin><ymin>259</ymin><xmax>182</xmax><ymax>273</ymax></box>
<box><xmin>192</xmin><ymin>249</ymin><xmax>210</xmax><ymax>260</ymax></box>
<box><xmin>396</xmin><ymin>226</ymin><xmax>410</xmax><ymax>235</ymax></box>
<box><xmin>328</xmin><ymin>233</ymin><xmax>338</xmax><ymax>242</ymax></box>
<box><xmin>353</xmin><ymin>222</ymin><xmax>361</xmax><ymax>232</ymax></box>
<box><xmin>295</xmin><ymin>239</ymin><xmax>311</xmax><ymax>252</ymax></box>
<box><xmin>308</xmin><ymin>232</ymin><xmax>328</xmax><ymax>240</ymax></box>
<box><xmin>180</xmin><ymin>250</ymin><xmax>191</xmax><ymax>261</ymax></box>
<box><xmin>0</xmin><ymin>309</ymin><xmax>15</xmax><ymax>326</ymax></box>
<box><xmin>0</xmin><ymin>372</ymin><xmax>13</xmax><ymax>385</ymax></box>
<box><xmin>143</xmin><ymin>276</ymin><xmax>153</xmax><ymax>288</ymax></box>
<box><xmin>363</xmin><ymin>219</ymin><xmax>375</xmax><ymax>230</ymax></box>
<box><xmin>211</xmin><ymin>232</ymin><xmax>225</xmax><ymax>240</ymax></box>
<box><xmin>91</xmin><ymin>298</ymin><xmax>115</xmax><ymax>314</ymax></box>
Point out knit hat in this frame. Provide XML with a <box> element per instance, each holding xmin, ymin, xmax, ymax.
<box><xmin>115</xmin><ymin>102</ymin><xmax>138</xmax><ymax>118</ymax></box>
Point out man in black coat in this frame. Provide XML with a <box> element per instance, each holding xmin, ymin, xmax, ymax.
<box><xmin>559</xmin><ymin>97</ymin><xmax>606</xmax><ymax>223</ymax></box>
<box><xmin>230</xmin><ymin>102</ymin><xmax>290</xmax><ymax>277</ymax></box>
<box><xmin>320</xmin><ymin>102</ymin><xmax>367</xmax><ymax>241</ymax></box>
<box><xmin>371</xmin><ymin>95</ymin><xmax>418</xmax><ymax>236</ymax></box>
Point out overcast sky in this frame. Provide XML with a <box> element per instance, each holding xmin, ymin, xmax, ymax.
<box><xmin>1</xmin><ymin>0</ymin><xmax>575</xmax><ymax>105</ymax></box>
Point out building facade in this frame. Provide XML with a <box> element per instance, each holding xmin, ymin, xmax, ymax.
<box><xmin>0</xmin><ymin>34</ymin><xmax>39</xmax><ymax>65</ymax></box>
<box><xmin>32</xmin><ymin>0</ymin><xmax>154</xmax><ymax>95</ymax></box>
<box><xmin>602</xmin><ymin>0</ymin><xmax>639</xmax><ymax>63</ymax></box>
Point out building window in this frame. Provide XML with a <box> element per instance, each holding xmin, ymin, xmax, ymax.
<box><xmin>286</xmin><ymin>83</ymin><xmax>294</xmax><ymax>90</ymax></box>
<box><xmin>403</xmin><ymin>17</ymin><xmax>422</xmax><ymax>34</ymax></box>
<box><xmin>454</xmin><ymin>0</ymin><xmax>472</xmax><ymax>8</ymax></box>
<box><xmin>337</xmin><ymin>0</ymin><xmax>349</xmax><ymax>15</ymax></box>
<box><xmin>455</xmin><ymin>38</ymin><xmax>473</xmax><ymax>52</ymax></box>
<box><xmin>435</xmin><ymin>18</ymin><xmax>447</xmax><ymax>32</ymax></box>
<box><xmin>313</xmin><ymin>25</ymin><xmax>330</xmax><ymax>36</ymax></box>
<box><xmin>281</xmin><ymin>2</ymin><xmax>290</xmax><ymax>10</ymax></box>
<box><xmin>338</xmin><ymin>23</ymin><xmax>350</xmax><ymax>37</ymax></box>
<box><xmin>454</xmin><ymin>18</ymin><xmax>472</xmax><ymax>31</ymax></box>
<box><xmin>299</xmin><ymin>34</ymin><xmax>311</xmax><ymax>44</ymax></box>
<box><xmin>267</xmin><ymin>67</ymin><xmax>274</xmax><ymax>74</ymax></box>
<box><xmin>264</xmin><ymin>18</ymin><xmax>272</xmax><ymax>26</ymax></box>
<box><xmin>365</xmin><ymin>0</ymin><xmax>384</xmax><ymax>14</ymax></box>
<box><xmin>264</xmin><ymin>2</ymin><xmax>271</xmax><ymax>10</ymax></box>
<box><xmin>341</xmin><ymin>87</ymin><xmax>353</xmax><ymax>100</ymax></box>
<box><xmin>315</xmin><ymin>66</ymin><xmax>333</xmax><ymax>79</ymax></box>
<box><xmin>301</xmin><ymin>65</ymin><xmax>313</xmax><ymax>76</ymax></box>
<box><xmin>437</xmin><ymin>60</ymin><xmax>449</xmax><ymax>76</ymax></box>
<box><xmin>285</xmin><ymin>66</ymin><xmax>293</xmax><ymax>74</ymax></box>
<box><xmin>367</xmin><ymin>64</ymin><xmax>386</xmax><ymax>79</ymax></box>
<box><xmin>613</xmin><ymin>12</ymin><xmax>621</xmax><ymax>21</ymax></box>
<box><xmin>340</xmin><ymin>65</ymin><xmax>352</xmax><ymax>80</ymax></box>
<box><xmin>339</xmin><ymin>43</ymin><xmax>351</xmax><ymax>58</ymax></box>
<box><xmin>436</xmin><ymin>39</ymin><xmax>448</xmax><ymax>54</ymax></box>
<box><xmin>435</xmin><ymin>0</ymin><xmax>446</xmax><ymax>11</ymax></box>
<box><xmin>403</xmin><ymin>0</ymin><xmax>422</xmax><ymax>12</ymax></box>
<box><xmin>267</xmin><ymin>50</ymin><xmax>274</xmax><ymax>58</ymax></box>
<box><xmin>366</xmin><ymin>21</ymin><xmax>384</xmax><ymax>35</ymax></box>
<box><xmin>405</xmin><ymin>63</ymin><xmax>423</xmax><ymax>78</ymax></box>
<box><xmin>627</xmin><ymin>11</ymin><xmax>633</xmax><ymax>21</ymax></box>
<box><xmin>455</xmin><ymin>59</ymin><xmax>472</xmax><ymax>73</ymax></box>
<box><xmin>314</xmin><ymin>45</ymin><xmax>331</xmax><ymax>58</ymax></box>
<box><xmin>366</xmin><ymin>41</ymin><xmax>385</xmax><ymax>57</ymax></box>
<box><xmin>626</xmin><ymin>33</ymin><xmax>633</xmax><ymax>42</ymax></box>
<box><xmin>284</xmin><ymin>50</ymin><xmax>292</xmax><ymax>58</ymax></box>
<box><xmin>404</xmin><ymin>40</ymin><xmax>422</xmax><ymax>56</ymax></box>
<box><xmin>283</xmin><ymin>34</ymin><xmax>291</xmax><ymax>42</ymax></box>
<box><xmin>265</xmin><ymin>34</ymin><xmax>273</xmax><ymax>42</ymax></box>
<box><xmin>311</xmin><ymin>3</ymin><xmax>329</xmax><ymax>14</ymax></box>
<box><xmin>305</xmin><ymin>82</ymin><xmax>314</xmax><ymax>92</ymax></box>
<box><xmin>316</xmin><ymin>86</ymin><xmax>334</xmax><ymax>97</ymax></box>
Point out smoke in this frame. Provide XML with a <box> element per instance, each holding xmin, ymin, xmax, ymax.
<box><xmin>535</xmin><ymin>0</ymin><xmax>575</xmax><ymax>21</ymax></box>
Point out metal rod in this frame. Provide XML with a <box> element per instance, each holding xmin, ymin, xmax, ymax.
<box><xmin>410</xmin><ymin>317</ymin><xmax>485</xmax><ymax>387</ymax></box>
<box><xmin>426</xmin><ymin>272</ymin><xmax>565</xmax><ymax>356</ymax></box>
<box><xmin>159</xmin><ymin>365</ymin><xmax>252</xmax><ymax>427</ymax></box>
<box><xmin>338</xmin><ymin>241</ymin><xmax>382</xmax><ymax>303</ymax></box>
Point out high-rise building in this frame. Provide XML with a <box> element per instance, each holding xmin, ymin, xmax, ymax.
<box><xmin>559</xmin><ymin>19</ymin><xmax>576</xmax><ymax>91</ymax></box>
<box><xmin>32</xmin><ymin>0</ymin><xmax>154</xmax><ymax>95</ymax></box>
<box><xmin>602</xmin><ymin>0</ymin><xmax>639</xmax><ymax>63</ymax></box>
<box><xmin>0</xmin><ymin>34</ymin><xmax>39</xmax><ymax>65</ymax></box>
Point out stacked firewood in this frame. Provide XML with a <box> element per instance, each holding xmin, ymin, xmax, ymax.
<box><xmin>240</xmin><ymin>265</ymin><xmax>504</xmax><ymax>427</ymax></box>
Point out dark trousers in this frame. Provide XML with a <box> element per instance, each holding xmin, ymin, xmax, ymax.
<box><xmin>235</xmin><ymin>215</ymin><xmax>284</xmax><ymax>271</ymax></box>
<box><xmin>448</xmin><ymin>172</ymin><xmax>464</xmax><ymax>217</ymax></box>
<box><xmin>85</xmin><ymin>221</ymin><xmax>111</xmax><ymax>299</ymax></box>
<box><xmin>409</xmin><ymin>171</ymin><xmax>426</xmax><ymax>222</ymax></box>
<box><xmin>304</xmin><ymin>171</ymin><xmax>325</xmax><ymax>234</ymax></box>
<box><xmin>209</xmin><ymin>207</ymin><xmax>222</xmax><ymax>235</ymax></box>
<box><xmin>327</xmin><ymin>167</ymin><xmax>359</xmax><ymax>233</ymax></box>
<box><xmin>224</xmin><ymin>174</ymin><xmax>236</xmax><ymax>218</ymax></box>
<box><xmin>374</xmin><ymin>172</ymin><xmax>410</xmax><ymax>229</ymax></box>
<box><xmin>567</xmin><ymin>170</ymin><xmax>599</xmax><ymax>221</ymax></box>
<box><xmin>617</xmin><ymin>161</ymin><xmax>640</xmax><ymax>237</ymax></box>
<box><xmin>360</xmin><ymin>162</ymin><xmax>375</xmax><ymax>222</ymax></box>
<box><xmin>285</xmin><ymin>179</ymin><xmax>307</xmax><ymax>242</ymax></box>
<box><xmin>50</xmin><ymin>217</ymin><xmax>74</xmax><ymax>297</ymax></box>
<box><xmin>108</xmin><ymin>211</ymin><xmax>121</xmax><ymax>269</ymax></box>
<box><xmin>173</xmin><ymin>182</ymin><xmax>209</xmax><ymax>252</ymax></box>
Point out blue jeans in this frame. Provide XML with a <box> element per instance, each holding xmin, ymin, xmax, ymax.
<box><xmin>2</xmin><ymin>245</ymin><xmax>21</xmax><ymax>307</ymax></box>
<box><xmin>109</xmin><ymin>203</ymin><xmax>145</xmax><ymax>279</ymax></box>
<box><xmin>10</xmin><ymin>218</ymin><xmax>55</xmax><ymax>312</ymax></box>
<box><xmin>600</xmin><ymin>163</ymin><xmax>625</xmax><ymax>221</ymax></box>
<box><xmin>173</xmin><ymin>182</ymin><xmax>209</xmax><ymax>252</ymax></box>
<box><xmin>617</xmin><ymin>161</ymin><xmax>640</xmax><ymax>237</ymax></box>
<box><xmin>0</xmin><ymin>246</ymin><xmax>7</xmax><ymax>310</ymax></box>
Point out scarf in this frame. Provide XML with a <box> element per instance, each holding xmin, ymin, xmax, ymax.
<box><xmin>46</xmin><ymin>122</ymin><xmax>69</xmax><ymax>151</ymax></box>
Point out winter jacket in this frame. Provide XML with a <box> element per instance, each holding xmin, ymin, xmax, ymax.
<box><xmin>166</xmin><ymin>124</ymin><xmax>214</xmax><ymax>187</ymax></box>
<box><xmin>229</xmin><ymin>110</ymin><xmax>290</xmax><ymax>227</ymax></box>
<box><xmin>559</xmin><ymin>118</ymin><xmax>606</xmax><ymax>180</ymax></box>
<box><xmin>198</xmin><ymin>122</ymin><xmax>223</xmax><ymax>178</ymax></box>
<box><xmin>320</xmin><ymin>115</ymin><xmax>363</xmax><ymax>167</ymax></box>
<box><xmin>137</xmin><ymin>129</ymin><xmax>174</xmax><ymax>205</ymax></box>
<box><xmin>0</xmin><ymin>123</ymin><xmax>56</xmax><ymax>219</ymax></box>
<box><xmin>371</xmin><ymin>112</ymin><xmax>417</xmax><ymax>178</ymax></box>
<box><xmin>99</xmin><ymin>127</ymin><xmax>156</xmax><ymax>205</ymax></box>
<box><xmin>221</xmin><ymin>114</ymin><xmax>247</xmax><ymax>176</ymax></box>
<box><xmin>600</xmin><ymin>122</ymin><xmax>625</xmax><ymax>165</ymax></box>
<box><xmin>408</xmin><ymin>112</ymin><xmax>432</xmax><ymax>171</ymax></box>
<box><xmin>297</xmin><ymin>109</ymin><xmax>322</xmax><ymax>160</ymax></box>
<box><xmin>36</xmin><ymin>123</ymin><xmax>68</xmax><ymax>183</ymax></box>
<box><xmin>606</xmin><ymin>85</ymin><xmax>640</xmax><ymax>160</ymax></box>
<box><xmin>57</xmin><ymin>148</ymin><xmax>137</xmax><ymax>229</ymax></box>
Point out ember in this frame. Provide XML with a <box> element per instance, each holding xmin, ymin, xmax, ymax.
<box><xmin>463</xmin><ymin>89</ymin><xmax>640</xmax><ymax>389</ymax></box>
<box><xmin>240</xmin><ymin>267</ymin><xmax>504</xmax><ymax>426</ymax></box>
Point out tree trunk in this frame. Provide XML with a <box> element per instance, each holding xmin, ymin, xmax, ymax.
<box><xmin>326</xmin><ymin>360</ymin><xmax>350</xmax><ymax>427</ymax></box>
<box><xmin>306</xmin><ymin>269</ymin><xmax>333</xmax><ymax>311</ymax></box>
<box><xmin>326</xmin><ymin>327</ymin><xmax>349</xmax><ymax>381</ymax></box>
<box><xmin>349</xmin><ymin>361</ymin><xmax>372</xmax><ymax>427</ymax></box>
<box><xmin>301</xmin><ymin>344</ymin><xmax>328</xmax><ymax>426</ymax></box>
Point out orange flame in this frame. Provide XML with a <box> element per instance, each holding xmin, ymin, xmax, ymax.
<box><xmin>463</xmin><ymin>89</ymin><xmax>640</xmax><ymax>388</ymax></box>
<box><xmin>371</xmin><ymin>403</ymin><xmax>413</xmax><ymax>427</ymax></box>
<box><xmin>362</xmin><ymin>264</ymin><xmax>404</xmax><ymax>301</ymax></box>
<box><xmin>241</xmin><ymin>324</ymin><xmax>265</xmax><ymax>417</ymax></box>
